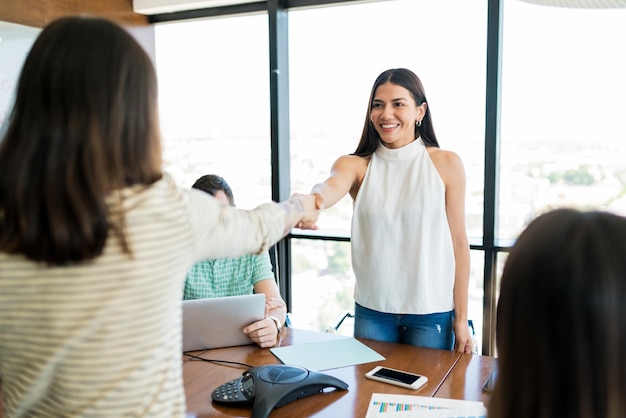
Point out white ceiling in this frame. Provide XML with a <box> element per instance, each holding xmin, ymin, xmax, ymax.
<box><xmin>132</xmin><ymin>0</ymin><xmax>257</xmax><ymax>15</ymax></box>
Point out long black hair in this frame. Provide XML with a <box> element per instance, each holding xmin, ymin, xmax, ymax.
<box><xmin>490</xmin><ymin>209</ymin><xmax>626</xmax><ymax>418</ymax></box>
<box><xmin>0</xmin><ymin>16</ymin><xmax>162</xmax><ymax>265</ymax></box>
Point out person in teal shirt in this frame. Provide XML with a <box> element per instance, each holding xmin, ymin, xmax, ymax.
<box><xmin>184</xmin><ymin>174</ymin><xmax>287</xmax><ymax>347</ymax></box>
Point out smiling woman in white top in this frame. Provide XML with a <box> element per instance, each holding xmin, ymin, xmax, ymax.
<box><xmin>310</xmin><ymin>68</ymin><xmax>472</xmax><ymax>353</ymax></box>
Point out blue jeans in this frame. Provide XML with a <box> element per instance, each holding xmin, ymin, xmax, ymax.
<box><xmin>353</xmin><ymin>303</ymin><xmax>454</xmax><ymax>350</ymax></box>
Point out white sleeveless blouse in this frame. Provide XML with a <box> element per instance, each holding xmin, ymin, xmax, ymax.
<box><xmin>351</xmin><ymin>139</ymin><xmax>455</xmax><ymax>314</ymax></box>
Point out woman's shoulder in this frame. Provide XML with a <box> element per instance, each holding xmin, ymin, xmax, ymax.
<box><xmin>426</xmin><ymin>147</ymin><xmax>463</xmax><ymax>166</ymax></box>
<box><xmin>333</xmin><ymin>154</ymin><xmax>369</xmax><ymax>186</ymax></box>
<box><xmin>426</xmin><ymin>147</ymin><xmax>466</xmax><ymax>183</ymax></box>
<box><xmin>334</xmin><ymin>153</ymin><xmax>369</xmax><ymax>170</ymax></box>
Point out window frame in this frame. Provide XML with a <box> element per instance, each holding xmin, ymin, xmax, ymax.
<box><xmin>149</xmin><ymin>0</ymin><xmax>507</xmax><ymax>356</ymax></box>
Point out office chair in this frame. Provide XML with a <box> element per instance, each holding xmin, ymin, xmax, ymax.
<box><xmin>325</xmin><ymin>310</ymin><xmax>354</xmax><ymax>334</ymax></box>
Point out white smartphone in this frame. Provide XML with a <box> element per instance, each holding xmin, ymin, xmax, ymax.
<box><xmin>365</xmin><ymin>366</ymin><xmax>428</xmax><ymax>390</ymax></box>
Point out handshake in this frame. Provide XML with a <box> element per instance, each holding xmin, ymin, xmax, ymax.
<box><xmin>281</xmin><ymin>192</ymin><xmax>325</xmax><ymax>231</ymax></box>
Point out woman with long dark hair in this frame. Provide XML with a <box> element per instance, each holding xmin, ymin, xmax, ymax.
<box><xmin>490</xmin><ymin>209</ymin><xmax>626</xmax><ymax>418</ymax></box>
<box><xmin>0</xmin><ymin>16</ymin><xmax>318</xmax><ymax>417</ymax></box>
<box><xmin>310</xmin><ymin>68</ymin><xmax>472</xmax><ymax>352</ymax></box>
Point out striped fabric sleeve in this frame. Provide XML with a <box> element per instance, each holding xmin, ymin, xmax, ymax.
<box><xmin>186</xmin><ymin>188</ymin><xmax>286</xmax><ymax>262</ymax></box>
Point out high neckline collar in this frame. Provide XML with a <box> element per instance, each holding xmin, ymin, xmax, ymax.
<box><xmin>375</xmin><ymin>137</ymin><xmax>424</xmax><ymax>161</ymax></box>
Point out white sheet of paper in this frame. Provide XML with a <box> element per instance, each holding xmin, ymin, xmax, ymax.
<box><xmin>365</xmin><ymin>393</ymin><xmax>487</xmax><ymax>418</ymax></box>
<box><xmin>270</xmin><ymin>336</ymin><xmax>385</xmax><ymax>371</ymax></box>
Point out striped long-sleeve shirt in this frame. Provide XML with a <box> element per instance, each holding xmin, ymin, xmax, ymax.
<box><xmin>0</xmin><ymin>174</ymin><xmax>285</xmax><ymax>418</ymax></box>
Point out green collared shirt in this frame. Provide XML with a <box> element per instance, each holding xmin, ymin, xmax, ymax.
<box><xmin>183</xmin><ymin>252</ymin><xmax>274</xmax><ymax>300</ymax></box>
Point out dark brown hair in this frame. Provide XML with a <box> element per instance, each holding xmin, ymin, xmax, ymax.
<box><xmin>489</xmin><ymin>208</ymin><xmax>626</xmax><ymax>418</ymax></box>
<box><xmin>352</xmin><ymin>68</ymin><xmax>439</xmax><ymax>157</ymax></box>
<box><xmin>192</xmin><ymin>174</ymin><xmax>235</xmax><ymax>206</ymax></box>
<box><xmin>0</xmin><ymin>16</ymin><xmax>162</xmax><ymax>265</ymax></box>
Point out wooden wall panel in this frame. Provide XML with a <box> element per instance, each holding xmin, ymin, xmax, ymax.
<box><xmin>0</xmin><ymin>0</ymin><xmax>46</xmax><ymax>28</ymax></box>
<box><xmin>0</xmin><ymin>0</ymin><xmax>148</xmax><ymax>28</ymax></box>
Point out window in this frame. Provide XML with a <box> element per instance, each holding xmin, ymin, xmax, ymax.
<box><xmin>499</xmin><ymin>2</ymin><xmax>626</xmax><ymax>240</ymax></box>
<box><xmin>290</xmin><ymin>239</ymin><xmax>354</xmax><ymax>334</ymax></box>
<box><xmin>151</xmin><ymin>0</ymin><xmax>626</xmax><ymax>356</ymax></box>
<box><xmin>289</xmin><ymin>0</ymin><xmax>488</xmax><ymax>238</ymax></box>
<box><xmin>154</xmin><ymin>14</ymin><xmax>272</xmax><ymax>207</ymax></box>
<box><xmin>289</xmin><ymin>0</ymin><xmax>488</xmax><ymax>345</ymax></box>
<box><xmin>0</xmin><ymin>21</ymin><xmax>40</xmax><ymax>132</ymax></box>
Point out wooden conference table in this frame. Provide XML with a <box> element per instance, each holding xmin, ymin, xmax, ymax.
<box><xmin>185</xmin><ymin>328</ymin><xmax>497</xmax><ymax>417</ymax></box>
<box><xmin>0</xmin><ymin>328</ymin><xmax>496</xmax><ymax>417</ymax></box>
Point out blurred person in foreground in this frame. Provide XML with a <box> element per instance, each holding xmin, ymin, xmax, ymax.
<box><xmin>0</xmin><ymin>16</ymin><xmax>319</xmax><ymax>417</ymax></box>
<box><xmin>489</xmin><ymin>208</ymin><xmax>626</xmax><ymax>418</ymax></box>
<box><xmin>184</xmin><ymin>174</ymin><xmax>287</xmax><ymax>347</ymax></box>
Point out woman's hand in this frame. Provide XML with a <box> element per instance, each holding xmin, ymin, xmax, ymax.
<box><xmin>291</xmin><ymin>193</ymin><xmax>323</xmax><ymax>230</ymax></box>
<box><xmin>453</xmin><ymin>320</ymin><xmax>473</xmax><ymax>353</ymax></box>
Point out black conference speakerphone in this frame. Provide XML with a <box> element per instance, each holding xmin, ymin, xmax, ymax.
<box><xmin>212</xmin><ymin>364</ymin><xmax>348</xmax><ymax>418</ymax></box>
